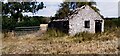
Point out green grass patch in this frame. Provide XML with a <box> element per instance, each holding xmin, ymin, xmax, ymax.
<box><xmin>70</xmin><ymin>32</ymin><xmax>96</xmax><ymax>43</ymax></box>
<box><xmin>40</xmin><ymin>28</ymin><xmax>68</xmax><ymax>41</ymax></box>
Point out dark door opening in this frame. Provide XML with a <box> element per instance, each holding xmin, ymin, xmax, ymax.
<box><xmin>95</xmin><ymin>20</ymin><xmax>102</xmax><ymax>33</ymax></box>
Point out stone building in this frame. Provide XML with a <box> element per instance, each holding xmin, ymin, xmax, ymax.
<box><xmin>48</xmin><ymin>5</ymin><xmax>104</xmax><ymax>36</ymax></box>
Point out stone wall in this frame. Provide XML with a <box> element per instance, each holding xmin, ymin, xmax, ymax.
<box><xmin>69</xmin><ymin>5</ymin><xmax>104</xmax><ymax>36</ymax></box>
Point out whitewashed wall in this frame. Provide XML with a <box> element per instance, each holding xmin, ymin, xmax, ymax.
<box><xmin>69</xmin><ymin>5</ymin><xmax>104</xmax><ymax>36</ymax></box>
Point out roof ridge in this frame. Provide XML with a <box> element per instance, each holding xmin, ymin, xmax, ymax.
<box><xmin>68</xmin><ymin>5</ymin><xmax>87</xmax><ymax>19</ymax></box>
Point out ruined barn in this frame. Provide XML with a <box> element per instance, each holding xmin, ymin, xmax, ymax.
<box><xmin>48</xmin><ymin>5</ymin><xmax>104</xmax><ymax>36</ymax></box>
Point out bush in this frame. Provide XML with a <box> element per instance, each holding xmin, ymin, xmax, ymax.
<box><xmin>43</xmin><ymin>28</ymin><xmax>67</xmax><ymax>38</ymax></box>
<box><xmin>104</xmin><ymin>18</ymin><xmax>120</xmax><ymax>29</ymax></box>
<box><xmin>2</xmin><ymin>16</ymin><xmax>16</xmax><ymax>30</ymax></box>
<box><xmin>73</xmin><ymin>32</ymin><xmax>95</xmax><ymax>42</ymax></box>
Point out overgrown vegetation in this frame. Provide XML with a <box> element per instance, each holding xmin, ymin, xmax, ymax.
<box><xmin>2</xmin><ymin>26</ymin><xmax>119</xmax><ymax>54</ymax></box>
<box><xmin>43</xmin><ymin>29</ymin><xmax>67</xmax><ymax>38</ymax></box>
<box><xmin>33</xmin><ymin>26</ymin><xmax>120</xmax><ymax>43</ymax></box>
<box><xmin>71</xmin><ymin>27</ymin><xmax>120</xmax><ymax>43</ymax></box>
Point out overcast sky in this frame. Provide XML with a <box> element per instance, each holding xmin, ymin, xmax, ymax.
<box><xmin>4</xmin><ymin>0</ymin><xmax>119</xmax><ymax>18</ymax></box>
<box><xmin>95</xmin><ymin>0</ymin><xmax>118</xmax><ymax>18</ymax></box>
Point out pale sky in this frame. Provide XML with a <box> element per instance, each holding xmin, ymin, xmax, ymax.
<box><xmin>23</xmin><ymin>2</ymin><xmax>61</xmax><ymax>17</ymax></box>
<box><xmin>96</xmin><ymin>2</ymin><xmax>118</xmax><ymax>18</ymax></box>
<box><xmin>3</xmin><ymin>0</ymin><xmax>119</xmax><ymax>18</ymax></box>
<box><xmin>95</xmin><ymin>0</ymin><xmax>118</xmax><ymax>18</ymax></box>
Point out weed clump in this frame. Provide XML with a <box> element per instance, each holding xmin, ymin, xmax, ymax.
<box><xmin>43</xmin><ymin>28</ymin><xmax>67</xmax><ymax>38</ymax></box>
<box><xmin>71</xmin><ymin>32</ymin><xmax>95</xmax><ymax>43</ymax></box>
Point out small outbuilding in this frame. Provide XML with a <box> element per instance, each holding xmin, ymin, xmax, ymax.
<box><xmin>48</xmin><ymin>5</ymin><xmax>104</xmax><ymax>36</ymax></box>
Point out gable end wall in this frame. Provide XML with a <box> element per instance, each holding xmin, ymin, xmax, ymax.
<box><xmin>69</xmin><ymin>5</ymin><xmax>104</xmax><ymax>36</ymax></box>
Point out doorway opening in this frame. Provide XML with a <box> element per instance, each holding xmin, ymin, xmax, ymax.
<box><xmin>95</xmin><ymin>20</ymin><xmax>102</xmax><ymax>33</ymax></box>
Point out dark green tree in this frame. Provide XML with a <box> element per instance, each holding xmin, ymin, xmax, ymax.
<box><xmin>2</xmin><ymin>2</ymin><xmax>44</xmax><ymax>22</ymax></box>
<box><xmin>55</xmin><ymin>1</ymin><xmax>99</xmax><ymax>19</ymax></box>
<box><xmin>2</xmin><ymin>1</ymin><xmax>44</xmax><ymax>30</ymax></box>
<box><xmin>55</xmin><ymin>2</ymin><xmax>70</xmax><ymax>19</ymax></box>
